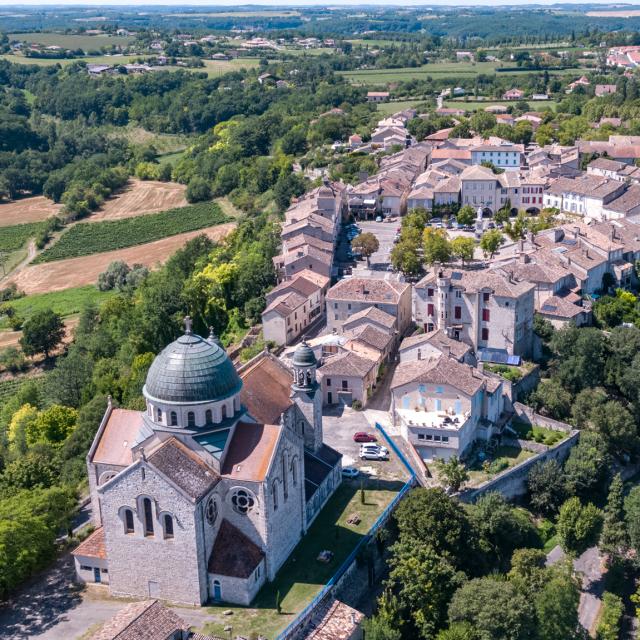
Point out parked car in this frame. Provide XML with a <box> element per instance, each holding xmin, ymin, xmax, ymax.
<box><xmin>353</xmin><ymin>432</ymin><xmax>377</xmax><ymax>443</ymax></box>
<box><xmin>360</xmin><ymin>448</ymin><xmax>388</xmax><ymax>461</ymax></box>
<box><xmin>342</xmin><ymin>466</ymin><xmax>360</xmax><ymax>479</ymax></box>
<box><xmin>375</xmin><ymin>215</ymin><xmax>383</xmax><ymax>222</ymax></box>
<box><xmin>360</xmin><ymin>444</ymin><xmax>389</xmax><ymax>455</ymax></box>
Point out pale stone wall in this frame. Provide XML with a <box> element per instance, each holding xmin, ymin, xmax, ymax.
<box><xmin>74</xmin><ymin>555</ymin><xmax>110</xmax><ymax>585</ymax></box>
<box><xmin>100</xmin><ymin>462</ymin><xmax>206</xmax><ymax>605</ymax></box>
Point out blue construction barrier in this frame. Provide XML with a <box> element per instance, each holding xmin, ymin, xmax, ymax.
<box><xmin>274</xmin><ymin>423</ymin><xmax>416</xmax><ymax>640</ymax></box>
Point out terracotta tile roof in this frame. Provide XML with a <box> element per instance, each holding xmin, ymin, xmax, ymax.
<box><xmin>221</xmin><ymin>422</ymin><xmax>280</xmax><ymax>482</ymax></box>
<box><xmin>327</xmin><ymin>278</ymin><xmax>409</xmax><ymax>304</ymax></box>
<box><xmin>308</xmin><ymin>600</ymin><xmax>364</xmax><ymax>640</ymax></box>
<box><xmin>89</xmin><ymin>600</ymin><xmax>189</xmax><ymax>640</ymax></box>
<box><xmin>546</xmin><ymin>174</ymin><xmax>623</xmax><ymax>200</ymax></box>
<box><xmin>431</xmin><ymin>148</ymin><xmax>471</xmax><ymax>161</ymax></box>
<box><xmin>425</xmin><ymin>127</ymin><xmax>454</xmax><ymax>140</ymax></box>
<box><xmin>73</xmin><ymin>527</ymin><xmax>107</xmax><ymax>560</ymax></box>
<box><xmin>208</xmin><ymin>519</ymin><xmax>264</xmax><ymax>579</ymax></box>
<box><xmin>263</xmin><ymin>291</ymin><xmax>308</xmax><ymax>317</ymax></box>
<box><xmin>265</xmin><ymin>274</ymin><xmax>322</xmax><ymax>305</ymax></box>
<box><xmin>460</xmin><ymin>165</ymin><xmax>498</xmax><ymax>181</ymax></box>
<box><xmin>345</xmin><ymin>324</ymin><xmax>393</xmax><ymax>352</ymax></box>
<box><xmin>284</xmin><ymin>234</ymin><xmax>333</xmax><ymax>255</ymax></box>
<box><xmin>239</xmin><ymin>353</ymin><xmax>293</xmax><ymax>424</ymax></box>
<box><xmin>92</xmin><ymin>409</ymin><xmax>144</xmax><ymax>467</ymax></box>
<box><xmin>391</xmin><ymin>355</ymin><xmax>493</xmax><ymax>396</ymax></box>
<box><xmin>588</xmin><ymin>157</ymin><xmax>626</xmax><ymax>172</ymax></box>
<box><xmin>417</xmin><ymin>267</ymin><xmax>534</xmax><ymax>299</ymax></box>
<box><xmin>400</xmin><ymin>329</ymin><xmax>471</xmax><ymax>359</ymax></box>
<box><xmin>147</xmin><ymin>438</ymin><xmax>220</xmax><ymax>501</ymax></box>
<box><xmin>318</xmin><ymin>351</ymin><xmax>377</xmax><ymax>378</ymax></box>
<box><xmin>539</xmin><ymin>292</ymin><xmax>586</xmax><ymax>319</ymax></box>
<box><xmin>342</xmin><ymin>306</ymin><xmax>397</xmax><ymax>330</ymax></box>
<box><xmin>602</xmin><ymin>185</ymin><xmax>640</xmax><ymax>214</ymax></box>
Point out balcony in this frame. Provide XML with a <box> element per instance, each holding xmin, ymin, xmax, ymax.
<box><xmin>397</xmin><ymin>408</ymin><xmax>471</xmax><ymax>432</ymax></box>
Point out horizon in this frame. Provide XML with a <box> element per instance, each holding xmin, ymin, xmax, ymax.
<box><xmin>6</xmin><ymin>0</ymin><xmax>640</xmax><ymax>7</ymax></box>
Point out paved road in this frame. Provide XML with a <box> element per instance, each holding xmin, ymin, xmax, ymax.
<box><xmin>546</xmin><ymin>545</ymin><xmax>605</xmax><ymax>635</ymax></box>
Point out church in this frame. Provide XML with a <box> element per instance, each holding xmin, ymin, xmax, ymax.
<box><xmin>72</xmin><ymin>319</ymin><xmax>342</xmax><ymax>606</ymax></box>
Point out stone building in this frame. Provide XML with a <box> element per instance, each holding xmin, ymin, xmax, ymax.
<box><xmin>73</xmin><ymin>322</ymin><xmax>341</xmax><ymax>606</ymax></box>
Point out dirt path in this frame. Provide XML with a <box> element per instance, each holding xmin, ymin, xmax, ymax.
<box><xmin>8</xmin><ymin>222</ymin><xmax>236</xmax><ymax>295</ymax></box>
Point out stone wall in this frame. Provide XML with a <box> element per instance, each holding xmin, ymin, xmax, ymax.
<box><xmin>460</xmin><ymin>430</ymin><xmax>579</xmax><ymax>503</ymax></box>
<box><xmin>511</xmin><ymin>365</ymin><xmax>540</xmax><ymax>402</ymax></box>
<box><xmin>512</xmin><ymin>401</ymin><xmax>573</xmax><ymax>433</ymax></box>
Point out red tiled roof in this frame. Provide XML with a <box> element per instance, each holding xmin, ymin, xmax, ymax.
<box><xmin>221</xmin><ymin>422</ymin><xmax>280</xmax><ymax>482</ymax></box>
<box><xmin>73</xmin><ymin>527</ymin><xmax>107</xmax><ymax>560</ymax></box>
<box><xmin>92</xmin><ymin>409</ymin><xmax>144</xmax><ymax>467</ymax></box>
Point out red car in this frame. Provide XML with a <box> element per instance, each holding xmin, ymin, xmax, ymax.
<box><xmin>353</xmin><ymin>432</ymin><xmax>377</xmax><ymax>443</ymax></box>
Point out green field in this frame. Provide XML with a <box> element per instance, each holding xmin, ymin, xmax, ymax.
<box><xmin>33</xmin><ymin>202</ymin><xmax>228</xmax><ymax>263</ymax></box>
<box><xmin>340</xmin><ymin>62</ymin><xmax>591</xmax><ymax>85</ymax></box>
<box><xmin>377</xmin><ymin>99</ymin><xmax>431</xmax><ymax>114</ymax></box>
<box><xmin>0</xmin><ymin>286</ymin><xmax>114</xmax><ymax>330</ymax></box>
<box><xmin>178</xmin><ymin>57</ymin><xmax>259</xmax><ymax>77</ymax></box>
<box><xmin>199</xmin><ymin>481</ymin><xmax>401</xmax><ymax>640</ymax></box>
<box><xmin>0</xmin><ymin>222</ymin><xmax>46</xmax><ymax>252</ymax></box>
<box><xmin>0</xmin><ymin>374</ymin><xmax>47</xmax><ymax>406</ymax></box>
<box><xmin>9</xmin><ymin>32</ymin><xmax>134</xmax><ymax>50</ymax></box>
<box><xmin>347</xmin><ymin>38</ymin><xmax>399</xmax><ymax>47</ymax></box>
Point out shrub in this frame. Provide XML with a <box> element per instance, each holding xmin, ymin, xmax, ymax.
<box><xmin>352</xmin><ymin>400</ymin><xmax>363</xmax><ymax>410</ymax></box>
<box><xmin>596</xmin><ymin>592</ymin><xmax>624</xmax><ymax>640</ymax></box>
<box><xmin>0</xmin><ymin>347</ymin><xmax>28</xmax><ymax>373</ymax></box>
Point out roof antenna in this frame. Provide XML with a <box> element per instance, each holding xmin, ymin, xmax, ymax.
<box><xmin>184</xmin><ymin>315</ymin><xmax>193</xmax><ymax>335</ymax></box>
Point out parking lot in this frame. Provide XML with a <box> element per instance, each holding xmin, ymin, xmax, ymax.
<box><xmin>322</xmin><ymin>405</ymin><xmax>409</xmax><ymax>483</ymax></box>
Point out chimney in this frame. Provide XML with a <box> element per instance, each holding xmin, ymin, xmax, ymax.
<box><xmin>573</xmin><ymin>226</ymin><xmax>580</xmax><ymax>239</ymax></box>
<box><xmin>610</xmin><ymin>226</ymin><xmax>615</xmax><ymax>241</ymax></box>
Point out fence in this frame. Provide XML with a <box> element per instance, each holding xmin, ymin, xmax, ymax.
<box><xmin>274</xmin><ymin>424</ymin><xmax>417</xmax><ymax>640</ymax></box>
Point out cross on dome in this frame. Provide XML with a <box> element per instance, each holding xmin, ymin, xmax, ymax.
<box><xmin>184</xmin><ymin>316</ymin><xmax>193</xmax><ymax>335</ymax></box>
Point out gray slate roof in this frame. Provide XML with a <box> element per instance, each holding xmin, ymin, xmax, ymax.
<box><xmin>144</xmin><ymin>332</ymin><xmax>242</xmax><ymax>404</ymax></box>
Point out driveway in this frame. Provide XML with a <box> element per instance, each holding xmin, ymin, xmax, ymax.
<box><xmin>546</xmin><ymin>545</ymin><xmax>605</xmax><ymax>635</ymax></box>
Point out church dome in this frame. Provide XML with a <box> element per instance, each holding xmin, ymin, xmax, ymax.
<box><xmin>292</xmin><ymin>341</ymin><xmax>316</xmax><ymax>367</ymax></box>
<box><xmin>144</xmin><ymin>327</ymin><xmax>242</xmax><ymax>404</ymax></box>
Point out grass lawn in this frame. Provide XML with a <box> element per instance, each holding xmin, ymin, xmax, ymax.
<box><xmin>340</xmin><ymin>63</ymin><xmax>591</xmax><ymax>85</ymax></box>
<box><xmin>377</xmin><ymin>100</ymin><xmax>431</xmax><ymax>115</ymax></box>
<box><xmin>164</xmin><ymin>58</ymin><xmax>259</xmax><ymax>77</ymax></box>
<box><xmin>0</xmin><ymin>285</ymin><xmax>114</xmax><ymax>330</ymax></box>
<box><xmin>511</xmin><ymin>420</ymin><xmax>566</xmax><ymax>446</ymax></box>
<box><xmin>467</xmin><ymin>445</ymin><xmax>536</xmax><ymax>486</ymax></box>
<box><xmin>198</xmin><ymin>480</ymin><xmax>402</xmax><ymax>640</ymax></box>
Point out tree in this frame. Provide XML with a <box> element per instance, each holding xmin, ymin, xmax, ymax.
<box><xmin>387</xmin><ymin>540</ymin><xmax>464</xmax><ymax>638</ymax></box>
<box><xmin>528</xmin><ymin>378</ymin><xmax>572</xmax><ymax>420</ymax></box>
<box><xmin>26</xmin><ymin>404</ymin><xmax>78</xmax><ymax>446</ymax></box>
<box><xmin>185</xmin><ymin>176</ymin><xmax>211</xmax><ymax>203</ymax></box>
<box><xmin>589</xmin><ymin>400</ymin><xmax>638</xmax><ymax>457</ymax></box>
<box><xmin>391</xmin><ymin>240</ymin><xmax>422</xmax><ymax>276</ymax></box>
<box><xmin>563</xmin><ymin>431</ymin><xmax>610</xmax><ymax>501</ymax></box>
<box><xmin>97</xmin><ymin>260</ymin><xmax>130</xmax><ymax>291</ymax></box>
<box><xmin>456</xmin><ymin>205</ymin><xmax>475</xmax><ymax>226</ymax></box>
<box><xmin>534</xmin><ymin>563</ymin><xmax>581</xmax><ymax>640</ymax></box>
<box><xmin>624</xmin><ymin>485</ymin><xmax>640</xmax><ymax>554</ymax></box>
<box><xmin>451</xmin><ymin>237</ymin><xmax>476</xmax><ymax>265</ymax></box>
<box><xmin>7</xmin><ymin>403</ymin><xmax>39</xmax><ymax>455</ymax></box>
<box><xmin>527</xmin><ymin>459</ymin><xmax>566</xmax><ymax>516</ymax></box>
<box><xmin>20</xmin><ymin>308</ymin><xmax>65</xmax><ymax>359</ymax></box>
<box><xmin>448</xmin><ymin>577</ymin><xmax>536</xmax><ymax>640</ymax></box>
<box><xmin>394</xmin><ymin>488</ymin><xmax>480</xmax><ymax>573</ymax></box>
<box><xmin>508</xmin><ymin>548</ymin><xmax>547</xmax><ymax>596</ymax></box>
<box><xmin>470</xmin><ymin>111</ymin><xmax>497</xmax><ymax>134</ymax></box>
<box><xmin>436</xmin><ymin>623</ymin><xmax>480</xmax><ymax>640</ymax></box>
<box><xmin>423</xmin><ymin>227</ymin><xmax>452</xmax><ymax>265</ymax></box>
<box><xmin>479</xmin><ymin>230</ymin><xmax>504</xmax><ymax>259</ymax></box>
<box><xmin>596</xmin><ymin>593</ymin><xmax>624</xmax><ymax>640</ymax></box>
<box><xmin>600</xmin><ymin>474</ymin><xmax>629</xmax><ymax>559</ymax></box>
<box><xmin>535</xmin><ymin>124</ymin><xmax>554</xmax><ymax>146</ymax></box>
<box><xmin>362</xmin><ymin>615</ymin><xmax>402</xmax><ymax>640</ymax></box>
<box><xmin>45</xmin><ymin>347</ymin><xmax>94</xmax><ymax>408</ymax></box>
<box><xmin>434</xmin><ymin>455</ymin><xmax>469</xmax><ymax>492</ymax></box>
<box><xmin>557</xmin><ymin>497</ymin><xmax>603</xmax><ymax>557</ymax></box>
<box><xmin>352</xmin><ymin>232</ymin><xmax>379</xmax><ymax>266</ymax></box>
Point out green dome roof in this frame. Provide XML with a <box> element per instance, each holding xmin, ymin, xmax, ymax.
<box><xmin>144</xmin><ymin>332</ymin><xmax>242</xmax><ymax>404</ymax></box>
<box><xmin>293</xmin><ymin>341</ymin><xmax>317</xmax><ymax>367</ymax></box>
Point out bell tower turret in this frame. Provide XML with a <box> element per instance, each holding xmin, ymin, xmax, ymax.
<box><xmin>290</xmin><ymin>340</ymin><xmax>323</xmax><ymax>452</ymax></box>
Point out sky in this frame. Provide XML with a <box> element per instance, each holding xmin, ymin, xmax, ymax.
<box><xmin>6</xmin><ymin>0</ymin><xmax>640</xmax><ymax>5</ymax></box>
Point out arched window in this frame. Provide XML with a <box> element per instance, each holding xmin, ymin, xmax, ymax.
<box><xmin>142</xmin><ymin>498</ymin><xmax>154</xmax><ymax>536</ymax></box>
<box><xmin>170</xmin><ymin>411</ymin><xmax>177</xmax><ymax>426</ymax></box>
<box><xmin>205</xmin><ymin>409</ymin><xmax>212</xmax><ymax>424</ymax></box>
<box><xmin>187</xmin><ymin>412</ymin><xmax>195</xmax><ymax>428</ymax></box>
<box><xmin>272</xmin><ymin>481</ymin><xmax>278</xmax><ymax>511</ymax></box>
<box><xmin>124</xmin><ymin>508</ymin><xmax>134</xmax><ymax>534</ymax></box>
<box><xmin>163</xmin><ymin>514</ymin><xmax>174</xmax><ymax>539</ymax></box>
<box><xmin>291</xmin><ymin>457</ymin><xmax>298</xmax><ymax>487</ymax></box>
<box><xmin>156</xmin><ymin>408</ymin><xmax>162</xmax><ymax>422</ymax></box>
<box><xmin>221</xmin><ymin>405</ymin><xmax>227</xmax><ymax>420</ymax></box>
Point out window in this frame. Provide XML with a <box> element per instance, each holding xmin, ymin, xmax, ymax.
<box><xmin>222</xmin><ymin>405</ymin><xmax>227</xmax><ymax>420</ymax></box>
<box><xmin>455</xmin><ymin>290</ymin><xmax>462</xmax><ymax>298</ymax></box>
<box><xmin>483</xmin><ymin>292</ymin><xmax>490</xmax><ymax>302</ymax></box>
<box><xmin>124</xmin><ymin>508</ymin><xmax>134</xmax><ymax>534</ymax></box>
<box><xmin>273</xmin><ymin>481</ymin><xmax>278</xmax><ymax>510</ymax></box>
<box><xmin>482</xmin><ymin>308</ymin><xmax>490</xmax><ymax>322</ymax></box>
<box><xmin>419</xmin><ymin>384</ymin><xmax>426</xmax><ymax>393</ymax></box>
<box><xmin>434</xmin><ymin>435</ymin><xmax>441</xmax><ymax>442</ymax></box>
<box><xmin>427</xmin><ymin>288</ymin><xmax>434</xmax><ymax>297</ymax></box>
<box><xmin>142</xmin><ymin>498</ymin><xmax>154</xmax><ymax>537</ymax></box>
<box><xmin>170</xmin><ymin>411</ymin><xmax>177</xmax><ymax>426</ymax></box>
<box><xmin>187</xmin><ymin>411</ymin><xmax>195</xmax><ymax>428</ymax></box>
<box><xmin>418</xmin><ymin>434</ymin><xmax>425</xmax><ymax>440</ymax></box>
<box><xmin>326</xmin><ymin>378</ymin><xmax>331</xmax><ymax>387</ymax></box>
<box><xmin>342</xmin><ymin>380</ymin><xmax>348</xmax><ymax>390</ymax></box>
<box><xmin>427</xmin><ymin>303</ymin><xmax>435</xmax><ymax>316</ymax></box>
<box><xmin>205</xmin><ymin>409</ymin><xmax>212</xmax><ymax>424</ymax></box>
<box><xmin>163</xmin><ymin>515</ymin><xmax>174</xmax><ymax>539</ymax></box>
<box><xmin>347</xmin><ymin>304</ymin><xmax>351</xmax><ymax>310</ymax></box>
<box><xmin>417</xmin><ymin>349</ymin><xmax>422</xmax><ymax>360</ymax></box>
<box><xmin>481</xmin><ymin>327</ymin><xmax>489</xmax><ymax>341</ymax></box>
<box><xmin>454</xmin><ymin>306</ymin><xmax>461</xmax><ymax>320</ymax></box>
<box><xmin>442</xmin><ymin>436</ymin><xmax>450</xmax><ymax>443</ymax></box>
<box><xmin>436</xmin><ymin>386</ymin><xmax>444</xmax><ymax>394</ymax></box>
<box><xmin>334</xmin><ymin>303</ymin><xmax>338</xmax><ymax>309</ymax></box>
<box><xmin>231</xmin><ymin>489</ymin><xmax>256</xmax><ymax>515</ymax></box>
<box><xmin>156</xmin><ymin>408</ymin><xmax>162</xmax><ymax>422</ymax></box>
<box><xmin>206</xmin><ymin>498</ymin><xmax>218</xmax><ymax>525</ymax></box>
<box><xmin>291</xmin><ymin>458</ymin><xmax>298</xmax><ymax>487</ymax></box>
